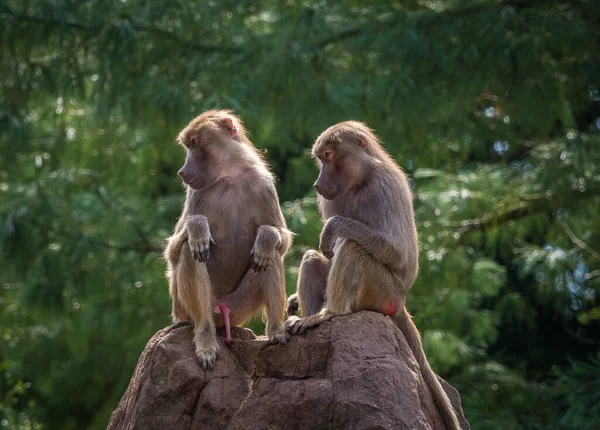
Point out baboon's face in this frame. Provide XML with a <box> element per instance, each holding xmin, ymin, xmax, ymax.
<box><xmin>177</xmin><ymin>128</ymin><xmax>232</xmax><ymax>190</ymax></box>
<box><xmin>313</xmin><ymin>139</ymin><xmax>370</xmax><ymax>200</ymax></box>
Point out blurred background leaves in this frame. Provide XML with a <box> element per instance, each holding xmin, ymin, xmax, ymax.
<box><xmin>1</xmin><ymin>0</ymin><xmax>599</xmax><ymax>428</ymax></box>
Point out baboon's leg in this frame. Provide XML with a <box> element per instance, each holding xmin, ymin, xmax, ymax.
<box><xmin>296</xmin><ymin>250</ymin><xmax>330</xmax><ymax>317</ymax></box>
<box><xmin>177</xmin><ymin>245</ymin><xmax>218</xmax><ymax>370</ymax></box>
<box><xmin>216</xmin><ymin>260</ymin><xmax>288</xmax><ymax>344</ymax></box>
<box><xmin>165</xmin><ymin>230</ymin><xmax>191</xmax><ymax>322</ymax></box>
<box><xmin>285</xmin><ymin>242</ymin><xmax>365</xmax><ymax>335</ymax></box>
<box><xmin>262</xmin><ymin>258</ymin><xmax>288</xmax><ymax>344</ymax></box>
<box><xmin>169</xmin><ymin>275</ymin><xmax>191</xmax><ymax>322</ymax></box>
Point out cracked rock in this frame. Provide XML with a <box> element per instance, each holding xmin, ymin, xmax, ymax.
<box><xmin>108</xmin><ymin>312</ymin><xmax>469</xmax><ymax>429</ymax></box>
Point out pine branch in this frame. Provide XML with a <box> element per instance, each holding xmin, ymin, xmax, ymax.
<box><xmin>132</xmin><ymin>21</ymin><xmax>243</xmax><ymax>54</ymax></box>
<box><xmin>585</xmin><ymin>270</ymin><xmax>600</xmax><ymax>280</ymax></box>
<box><xmin>0</xmin><ymin>4</ymin><xmax>89</xmax><ymax>30</ymax></box>
<box><xmin>0</xmin><ymin>4</ymin><xmax>243</xmax><ymax>54</ymax></box>
<box><xmin>447</xmin><ymin>198</ymin><xmax>545</xmax><ymax>234</ymax></box>
<box><xmin>313</xmin><ymin>0</ymin><xmax>589</xmax><ymax>50</ymax></box>
<box><xmin>560</xmin><ymin>221</ymin><xmax>600</xmax><ymax>261</ymax></box>
<box><xmin>57</xmin><ymin>227</ymin><xmax>162</xmax><ymax>254</ymax></box>
<box><xmin>449</xmin><ymin>187</ymin><xmax>600</xmax><ymax>236</ymax></box>
<box><xmin>317</xmin><ymin>26</ymin><xmax>361</xmax><ymax>48</ymax></box>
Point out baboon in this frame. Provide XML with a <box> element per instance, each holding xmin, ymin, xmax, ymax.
<box><xmin>165</xmin><ymin>110</ymin><xmax>292</xmax><ymax>370</ymax></box>
<box><xmin>285</xmin><ymin>121</ymin><xmax>461</xmax><ymax>430</ymax></box>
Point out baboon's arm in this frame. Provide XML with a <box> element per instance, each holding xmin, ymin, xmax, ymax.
<box><xmin>250</xmin><ymin>225</ymin><xmax>288</xmax><ymax>271</ymax></box>
<box><xmin>320</xmin><ymin>215</ymin><xmax>404</xmax><ymax>270</ymax></box>
<box><xmin>185</xmin><ymin>214</ymin><xmax>214</xmax><ymax>262</ymax></box>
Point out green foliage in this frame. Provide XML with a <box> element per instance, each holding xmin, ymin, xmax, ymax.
<box><xmin>1</xmin><ymin>0</ymin><xmax>599</xmax><ymax>428</ymax></box>
<box><xmin>557</xmin><ymin>353</ymin><xmax>600</xmax><ymax>430</ymax></box>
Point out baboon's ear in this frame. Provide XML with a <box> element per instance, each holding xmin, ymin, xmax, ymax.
<box><xmin>360</xmin><ymin>136</ymin><xmax>368</xmax><ymax>149</ymax></box>
<box><xmin>222</xmin><ymin>117</ymin><xmax>238</xmax><ymax>138</ymax></box>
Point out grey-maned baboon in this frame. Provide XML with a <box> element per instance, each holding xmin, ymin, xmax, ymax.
<box><xmin>285</xmin><ymin>121</ymin><xmax>461</xmax><ymax>430</ymax></box>
<box><xmin>165</xmin><ymin>110</ymin><xmax>292</xmax><ymax>370</ymax></box>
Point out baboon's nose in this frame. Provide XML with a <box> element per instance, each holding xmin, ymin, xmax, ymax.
<box><xmin>313</xmin><ymin>182</ymin><xmax>322</xmax><ymax>194</ymax></box>
<box><xmin>177</xmin><ymin>169</ymin><xmax>185</xmax><ymax>179</ymax></box>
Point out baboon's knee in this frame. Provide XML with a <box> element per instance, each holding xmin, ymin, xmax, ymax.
<box><xmin>301</xmin><ymin>249</ymin><xmax>326</xmax><ymax>265</ymax></box>
<box><xmin>299</xmin><ymin>250</ymin><xmax>330</xmax><ymax>284</ymax></box>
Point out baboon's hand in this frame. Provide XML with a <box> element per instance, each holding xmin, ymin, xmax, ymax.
<box><xmin>195</xmin><ymin>327</ymin><xmax>220</xmax><ymax>370</ymax></box>
<box><xmin>250</xmin><ymin>225</ymin><xmax>282</xmax><ymax>271</ymax></box>
<box><xmin>285</xmin><ymin>316</ymin><xmax>303</xmax><ymax>335</ymax></box>
<box><xmin>190</xmin><ymin>235</ymin><xmax>215</xmax><ymax>263</ymax></box>
<box><xmin>319</xmin><ymin>216</ymin><xmax>339</xmax><ymax>260</ymax></box>
<box><xmin>286</xmin><ymin>293</ymin><xmax>299</xmax><ymax>316</ymax></box>
<box><xmin>197</xmin><ymin>343</ymin><xmax>219</xmax><ymax>370</ymax></box>
<box><xmin>185</xmin><ymin>215</ymin><xmax>215</xmax><ymax>263</ymax></box>
<box><xmin>267</xmin><ymin>328</ymin><xmax>290</xmax><ymax>345</ymax></box>
<box><xmin>285</xmin><ymin>316</ymin><xmax>313</xmax><ymax>335</ymax></box>
<box><xmin>249</xmin><ymin>246</ymin><xmax>275</xmax><ymax>272</ymax></box>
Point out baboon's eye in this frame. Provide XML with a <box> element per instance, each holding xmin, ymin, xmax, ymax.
<box><xmin>323</xmin><ymin>151</ymin><xmax>333</xmax><ymax>160</ymax></box>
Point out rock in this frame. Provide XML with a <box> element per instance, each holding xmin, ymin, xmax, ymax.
<box><xmin>108</xmin><ymin>312</ymin><xmax>469</xmax><ymax>430</ymax></box>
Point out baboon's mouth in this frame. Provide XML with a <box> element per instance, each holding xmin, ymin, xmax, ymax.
<box><xmin>318</xmin><ymin>190</ymin><xmax>337</xmax><ymax>200</ymax></box>
<box><xmin>185</xmin><ymin>176</ymin><xmax>201</xmax><ymax>186</ymax></box>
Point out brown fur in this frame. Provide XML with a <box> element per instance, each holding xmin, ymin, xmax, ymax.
<box><xmin>165</xmin><ymin>110</ymin><xmax>292</xmax><ymax>370</ymax></box>
<box><xmin>285</xmin><ymin>121</ymin><xmax>461</xmax><ymax>430</ymax></box>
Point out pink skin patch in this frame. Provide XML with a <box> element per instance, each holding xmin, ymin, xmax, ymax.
<box><xmin>214</xmin><ymin>302</ymin><xmax>232</xmax><ymax>344</ymax></box>
<box><xmin>176</xmin><ymin>308</ymin><xmax>190</xmax><ymax>322</ymax></box>
<box><xmin>383</xmin><ymin>301</ymin><xmax>399</xmax><ymax>317</ymax></box>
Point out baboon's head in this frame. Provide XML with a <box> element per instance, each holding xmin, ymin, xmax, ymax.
<box><xmin>176</xmin><ymin>110</ymin><xmax>249</xmax><ymax>190</ymax></box>
<box><xmin>312</xmin><ymin>121</ymin><xmax>382</xmax><ymax>200</ymax></box>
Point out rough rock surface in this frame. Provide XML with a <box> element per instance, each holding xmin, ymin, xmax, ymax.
<box><xmin>108</xmin><ymin>312</ymin><xmax>469</xmax><ymax>429</ymax></box>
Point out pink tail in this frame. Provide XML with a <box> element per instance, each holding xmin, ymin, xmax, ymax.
<box><xmin>214</xmin><ymin>302</ymin><xmax>232</xmax><ymax>344</ymax></box>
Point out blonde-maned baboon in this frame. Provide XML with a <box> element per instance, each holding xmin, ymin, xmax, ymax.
<box><xmin>285</xmin><ymin>121</ymin><xmax>461</xmax><ymax>430</ymax></box>
<box><xmin>165</xmin><ymin>110</ymin><xmax>292</xmax><ymax>370</ymax></box>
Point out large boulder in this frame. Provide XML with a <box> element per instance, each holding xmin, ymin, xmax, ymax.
<box><xmin>108</xmin><ymin>312</ymin><xmax>469</xmax><ymax>429</ymax></box>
